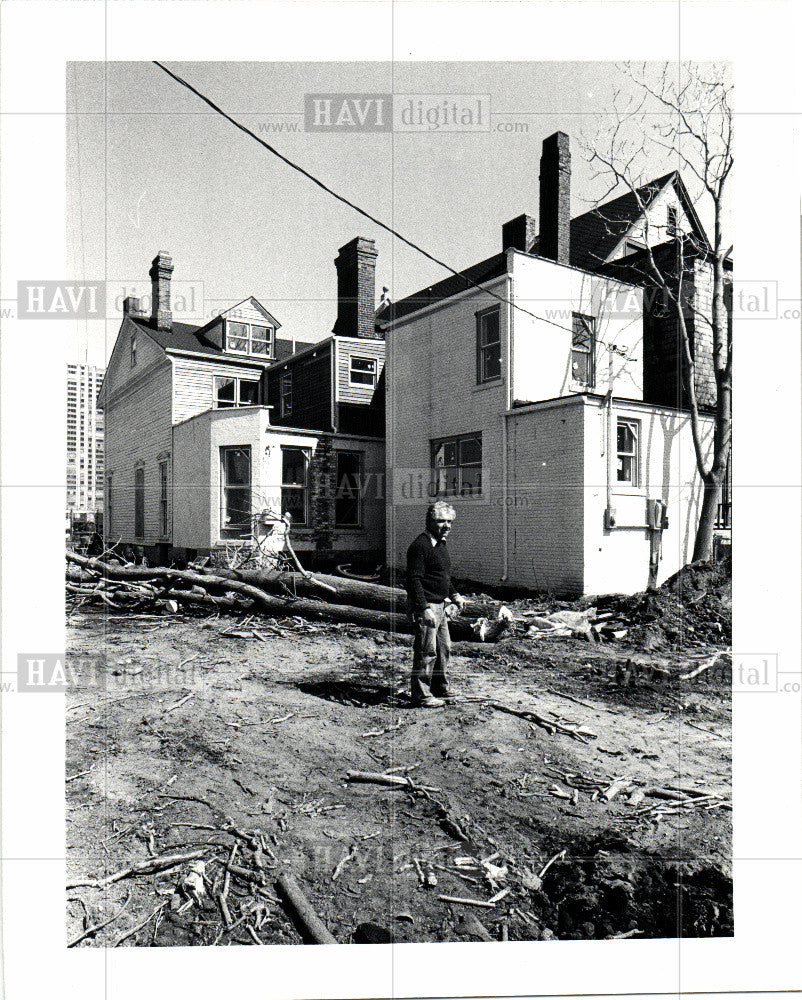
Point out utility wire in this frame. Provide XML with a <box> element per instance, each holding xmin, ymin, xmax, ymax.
<box><xmin>153</xmin><ymin>60</ymin><xmax>579</xmax><ymax>333</ymax></box>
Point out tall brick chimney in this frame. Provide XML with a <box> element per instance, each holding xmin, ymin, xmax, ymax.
<box><xmin>334</xmin><ymin>237</ymin><xmax>380</xmax><ymax>339</ymax></box>
<box><xmin>148</xmin><ymin>251</ymin><xmax>173</xmax><ymax>330</ymax></box>
<box><xmin>502</xmin><ymin>214</ymin><xmax>537</xmax><ymax>253</ymax></box>
<box><xmin>539</xmin><ymin>132</ymin><xmax>571</xmax><ymax>265</ymax></box>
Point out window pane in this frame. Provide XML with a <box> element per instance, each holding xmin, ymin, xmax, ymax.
<box><xmin>227</xmin><ymin>323</ymin><xmax>248</xmax><ymax>352</ymax></box>
<box><xmin>433</xmin><ymin>441</ymin><xmax>457</xmax><ymax>468</ymax></box>
<box><xmin>481</xmin><ymin>344</ymin><xmax>501</xmax><ymax>380</ymax></box>
<box><xmin>572</xmin><ymin>315</ymin><xmax>593</xmax><ymax>349</ymax></box>
<box><xmin>459</xmin><ymin>436</ymin><xmax>482</xmax><ymax>465</ymax></box>
<box><xmin>351</xmin><ymin>357</ymin><xmax>375</xmax><ymax>372</ymax></box>
<box><xmin>239</xmin><ymin>381</ymin><xmax>259</xmax><ymax>405</ymax></box>
<box><xmin>224</xmin><ymin>447</ymin><xmax>250</xmax><ymax>486</ymax></box>
<box><xmin>335</xmin><ymin>450</ymin><xmax>362</xmax><ymax>526</ymax></box>
<box><xmin>281</xmin><ymin>487</ymin><xmax>306</xmax><ymax>524</ymax></box>
<box><xmin>480</xmin><ymin>310</ymin><xmax>500</xmax><ymax>346</ymax></box>
<box><xmin>215</xmin><ymin>377</ymin><xmax>236</xmax><ymax>406</ymax></box>
<box><xmin>572</xmin><ymin>350</ymin><xmax>591</xmax><ymax>384</ymax></box>
<box><xmin>460</xmin><ymin>465</ymin><xmax>482</xmax><ymax>496</ymax></box>
<box><xmin>251</xmin><ymin>338</ymin><xmax>270</xmax><ymax>356</ymax></box>
<box><xmin>282</xmin><ymin>448</ymin><xmax>307</xmax><ymax>486</ymax></box>
<box><xmin>223</xmin><ymin>488</ymin><xmax>251</xmax><ymax>528</ymax></box>
<box><xmin>251</xmin><ymin>325</ymin><xmax>270</xmax><ymax>342</ymax></box>
<box><xmin>617</xmin><ymin>456</ymin><xmax>634</xmax><ymax>483</ymax></box>
<box><xmin>617</xmin><ymin>422</ymin><xmax>636</xmax><ymax>454</ymax></box>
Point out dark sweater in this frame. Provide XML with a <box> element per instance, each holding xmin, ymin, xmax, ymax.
<box><xmin>406</xmin><ymin>532</ymin><xmax>457</xmax><ymax>612</ymax></box>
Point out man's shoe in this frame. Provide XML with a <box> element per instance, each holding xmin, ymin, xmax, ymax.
<box><xmin>431</xmin><ymin>689</ymin><xmax>456</xmax><ymax>702</ymax></box>
<box><xmin>413</xmin><ymin>695</ymin><xmax>445</xmax><ymax>709</ymax></box>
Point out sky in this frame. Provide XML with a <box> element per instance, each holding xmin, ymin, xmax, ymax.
<box><xmin>66</xmin><ymin>61</ymin><xmax>726</xmax><ymax>367</ymax></box>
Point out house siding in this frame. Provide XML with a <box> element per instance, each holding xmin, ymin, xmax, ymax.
<box><xmin>334</xmin><ymin>336</ymin><xmax>386</xmax><ymax>405</ymax></box>
<box><xmin>264</xmin><ymin>342</ymin><xmax>333</xmax><ymax>432</ymax></box>
<box><xmin>506</xmin><ymin>401</ymin><xmax>586</xmax><ymax>593</ymax></box>
<box><xmin>103</xmin><ymin>361</ymin><xmax>173</xmax><ymax>546</ymax></box>
<box><xmin>172</xmin><ymin>355</ymin><xmax>266</xmax><ymax>424</ymax></box>
<box><xmin>581</xmin><ymin>397</ymin><xmax>715</xmax><ymax>595</ymax></box>
<box><xmin>386</xmin><ymin>279</ymin><xmax>509</xmax><ymax>585</ymax></box>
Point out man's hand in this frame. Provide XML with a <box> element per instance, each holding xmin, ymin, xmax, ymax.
<box><xmin>421</xmin><ymin>607</ymin><xmax>437</xmax><ymax>627</ymax></box>
<box><xmin>451</xmin><ymin>594</ymin><xmax>467</xmax><ymax>611</ymax></box>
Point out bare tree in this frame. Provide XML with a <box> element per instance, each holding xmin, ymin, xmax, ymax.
<box><xmin>584</xmin><ymin>62</ymin><xmax>732</xmax><ymax>562</ymax></box>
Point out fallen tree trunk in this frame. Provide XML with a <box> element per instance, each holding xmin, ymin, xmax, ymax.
<box><xmin>66</xmin><ymin>553</ymin><xmax>479</xmax><ymax>640</ymax></box>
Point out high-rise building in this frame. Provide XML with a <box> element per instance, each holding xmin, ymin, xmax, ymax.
<box><xmin>67</xmin><ymin>364</ymin><xmax>104</xmax><ymax>518</ymax></box>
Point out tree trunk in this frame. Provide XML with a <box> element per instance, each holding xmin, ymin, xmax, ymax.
<box><xmin>691</xmin><ymin>474</ymin><xmax>723</xmax><ymax>562</ymax></box>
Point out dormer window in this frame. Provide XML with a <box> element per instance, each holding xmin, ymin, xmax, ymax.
<box><xmin>225</xmin><ymin>320</ymin><xmax>273</xmax><ymax>358</ymax></box>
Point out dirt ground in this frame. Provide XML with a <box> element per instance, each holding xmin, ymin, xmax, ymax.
<box><xmin>66</xmin><ymin>598</ymin><xmax>732</xmax><ymax>947</ymax></box>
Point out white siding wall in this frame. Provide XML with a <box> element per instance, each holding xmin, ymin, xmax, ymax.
<box><xmin>386</xmin><ymin>278</ymin><xmax>509</xmax><ymax>584</ymax></box>
<box><xmin>511</xmin><ymin>253</ymin><xmax>644</xmax><ymax>404</ymax></box>
<box><xmin>610</xmin><ymin>185</ymin><xmax>695</xmax><ymax>259</ymax></box>
<box><xmin>172</xmin><ymin>356</ymin><xmax>265</xmax><ymax>424</ymax></box>
<box><xmin>103</xmin><ymin>361</ymin><xmax>173</xmax><ymax>546</ymax></box>
<box><xmin>334</xmin><ymin>336</ymin><xmax>386</xmax><ymax>404</ymax></box>
<box><xmin>581</xmin><ymin>397</ymin><xmax>715</xmax><ymax>595</ymax></box>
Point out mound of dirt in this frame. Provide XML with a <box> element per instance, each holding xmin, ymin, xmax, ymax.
<box><xmin>597</xmin><ymin>560</ymin><xmax>732</xmax><ymax>650</ymax></box>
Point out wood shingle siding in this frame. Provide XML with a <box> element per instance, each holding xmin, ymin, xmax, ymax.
<box><xmin>334</xmin><ymin>336</ymin><xmax>386</xmax><ymax>405</ymax></box>
<box><xmin>265</xmin><ymin>342</ymin><xmax>333</xmax><ymax>432</ymax></box>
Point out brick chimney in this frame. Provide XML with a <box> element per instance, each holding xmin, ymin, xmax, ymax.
<box><xmin>122</xmin><ymin>296</ymin><xmax>142</xmax><ymax>317</ymax></box>
<box><xmin>539</xmin><ymin>132</ymin><xmax>571</xmax><ymax>265</ymax></box>
<box><xmin>334</xmin><ymin>237</ymin><xmax>380</xmax><ymax>339</ymax></box>
<box><xmin>148</xmin><ymin>251</ymin><xmax>173</xmax><ymax>330</ymax></box>
<box><xmin>502</xmin><ymin>214</ymin><xmax>537</xmax><ymax>253</ymax></box>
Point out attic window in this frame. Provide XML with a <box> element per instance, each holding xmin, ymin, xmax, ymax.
<box><xmin>225</xmin><ymin>321</ymin><xmax>273</xmax><ymax>357</ymax></box>
<box><xmin>667</xmin><ymin>205</ymin><xmax>679</xmax><ymax>237</ymax></box>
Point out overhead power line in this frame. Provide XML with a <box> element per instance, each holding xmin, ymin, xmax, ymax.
<box><xmin>153</xmin><ymin>61</ymin><xmax>582</xmax><ymax>333</ymax></box>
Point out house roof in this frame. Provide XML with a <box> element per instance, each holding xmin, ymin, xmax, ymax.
<box><xmin>383</xmin><ymin>253</ymin><xmax>508</xmax><ymax>325</ymax></box>
<box><xmin>384</xmin><ymin>171</ymin><xmax>710</xmax><ymax>324</ymax></box>
<box><xmin>129</xmin><ymin>316</ymin><xmax>315</xmax><ymax>364</ymax></box>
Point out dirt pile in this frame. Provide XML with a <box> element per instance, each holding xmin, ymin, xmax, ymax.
<box><xmin>595</xmin><ymin>560</ymin><xmax>731</xmax><ymax>651</ymax></box>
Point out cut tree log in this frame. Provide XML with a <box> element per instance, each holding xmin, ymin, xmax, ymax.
<box><xmin>275</xmin><ymin>873</ymin><xmax>337</xmax><ymax>944</ymax></box>
<box><xmin>66</xmin><ymin>553</ymin><xmax>481</xmax><ymax>641</ymax></box>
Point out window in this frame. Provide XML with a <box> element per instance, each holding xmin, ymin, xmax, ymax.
<box><xmin>220</xmin><ymin>446</ymin><xmax>252</xmax><ymax>539</ymax></box>
<box><xmin>667</xmin><ymin>205</ymin><xmax>679</xmax><ymax>237</ymax></box>
<box><xmin>280</xmin><ymin>371</ymin><xmax>293</xmax><ymax>416</ymax></box>
<box><xmin>159</xmin><ymin>460</ymin><xmax>169</xmax><ymax>536</ymax></box>
<box><xmin>571</xmin><ymin>313</ymin><xmax>596</xmax><ymax>388</ymax></box>
<box><xmin>130</xmin><ymin>331</ymin><xmax>137</xmax><ymax>367</ymax></box>
<box><xmin>106</xmin><ymin>473</ymin><xmax>113</xmax><ymax>534</ymax></box>
<box><xmin>225</xmin><ymin>321</ymin><xmax>273</xmax><ymax>358</ymax></box>
<box><xmin>335</xmin><ymin>451</ymin><xmax>363</xmax><ymax>527</ymax></box>
<box><xmin>281</xmin><ymin>447</ymin><xmax>310</xmax><ymax>526</ymax></box>
<box><xmin>349</xmin><ymin>356</ymin><xmax>377</xmax><ymax>387</ymax></box>
<box><xmin>214</xmin><ymin>376</ymin><xmax>259</xmax><ymax>408</ymax></box>
<box><xmin>431</xmin><ymin>433</ymin><xmax>482</xmax><ymax>497</ymax></box>
<box><xmin>134</xmin><ymin>466</ymin><xmax>145</xmax><ymax>538</ymax></box>
<box><xmin>476</xmin><ymin>307</ymin><xmax>501</xmax><ymax>383</ymax></box>
<box><xmin>616</xmin><ymin>418</ymin><xmax>640</xmax><ymax>487</ymax></box>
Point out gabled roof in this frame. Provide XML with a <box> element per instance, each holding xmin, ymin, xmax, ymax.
<box><xmin>566</xmin><ymin>171</ymin><xmax>708</xmax><ymax>272</ymax></box>
<box><xmin>129</xmin><ymin>316</ymin><xmax>314</xmax><ymax>363</ymax></box>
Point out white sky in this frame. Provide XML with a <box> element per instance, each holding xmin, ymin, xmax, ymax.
<box><xmin>66</xmin><ymin>60</ymin><xmax>726</xmax><ymax>366</ymax></box>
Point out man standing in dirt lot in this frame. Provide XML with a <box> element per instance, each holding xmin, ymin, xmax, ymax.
<box><xmin>406</xmin><ymin>501</ymin><xmax>466</xmax><ymax>708</ymax></box>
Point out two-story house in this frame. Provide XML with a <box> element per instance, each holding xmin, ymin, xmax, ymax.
<box><xmin>384</xmin><ymin>132</ymin><xmax>719</xmax><ymax>595</ymax></box>
<box><xmin>100</xmin><ymin>239</ymin><xmax>386</xmax><ymax>568</ymax></box>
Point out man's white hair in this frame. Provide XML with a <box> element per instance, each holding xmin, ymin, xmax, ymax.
<box><xmin>427</xmin><ymin>501</ymin><xmax>456</xmax><ymax>521</ymax></box>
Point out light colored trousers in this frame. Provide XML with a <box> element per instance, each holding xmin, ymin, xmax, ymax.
<box><xmin>410</xmin><ymin>601</ymin><xmax>451</xmax><ymax>701</ymax></box>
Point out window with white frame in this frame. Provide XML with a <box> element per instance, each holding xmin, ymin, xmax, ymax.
<box><xmin>214</xmin><ymin>376</ymin><xmax>260</xmax><ymax>408</ymax></box>
<box><xmin>349</xmin><ymin>355</ymin><xmax>377</xmax><ymax>387</ymax></box>
<box><xmin>616</xmin><ymin>418</ymin><xmax>640</xmax><ymax>487</ymax></box>
<box><xmin>281</xmin><ymin>446</ymin><xmax>310</xmax><ymax>526</ymax></box>
<box><xmin>220</xmin><ymin>446</ymin><xmax>252</xmax><ymax>539</ymax></box>
<box><xmin>280</xmin><ymin>371</ymin><xmax>293</xmax><ymax>416</ymax></box>
<box><xmin>571</xmin><ymin>313</ymin><xmax>596</xmax><ymax>388</ymax></box>
<box><xmin>225</xmin><ymin>321</ymin><xmax>273</xmax><ymax>358</ymax></box>
<box><xmin>476</xmin><ymin>307</ymin><xmax>501</xmax><ymax>383</ymax></box>
<box><xmin>431</xmin><ymin>433</ymin><xmax>482</xmax><ymax>498</ymax></box>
